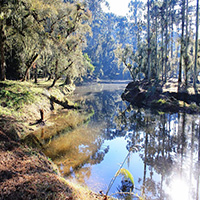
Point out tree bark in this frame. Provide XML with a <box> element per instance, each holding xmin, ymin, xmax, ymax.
<box><xmin>49</xmin><ymin>60</ymin><xmax>59</xmax><ymax>88</ymax></box>
<box><xmin>178</xmin><ymin>0</ymin><xmax>185</xmax><ymax>90</ymax></box>
<box><xmin>161</xmin><ymin>24</ymin><xmax>164</xmax><ymax>82</ymax></box>
<box><xmin>49</xmin><ymin>60</ymin><xmax>73</xmax><ymax>88</ymax></box>
<box><xmin>147</xmin><ymin>0</ymin><xmax>151</xmax><ymax>81</ymax></box>
<box><xmin>194</xmin><ymin>0</ymin><xmax>199</xmax><ymax>93</ymax></box>
<box><xmin>164</xmin><ymin>0</ymin><xmax>168</xmax><ymax>82</ymax></box>
<box><xmin>0</xmin><ymin>24</ymin><xmax>6</xmax><ymax>81</ymax></box>
<box><xmin>23</xmin><ymin>54</ymin><xmax>39</xmax><ymax>81</ymax></box>
<box><xmin>34</xmin><ymin>64</ymin><xmax>38</xmax><ymax>84</ymax></box>
<box><xmin>155</xmin><ymin>6</ymin><xmax>158</xmax><ymax>79</ymax></box>
<box><xmin>184</xmin><ymin>0</ymin><xmax>189</xmax><ymax>86</ymax></box>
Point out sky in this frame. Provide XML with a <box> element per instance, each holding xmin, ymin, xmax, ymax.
<box><xmin>102</xmin><ymin>0</ymin><xmax>131</xmax><ymax>16</ymax></box>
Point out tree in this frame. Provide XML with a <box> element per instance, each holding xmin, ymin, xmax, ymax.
<box><xmin>147</xmin><ymin>0</ymin><xmax>151</xmax><ymax>81</ymax></box>
<box><xmin>194</xmin><ymin>0</ymin><xmax>199</xmax><ymax>92</ymax></box>
<box><xmin>45</xmin><ymin>1</ymin><xmax>92</xmax><ymax>87</ymax></box>
<box><xmin>128</xmin><ymin>0</ymin><xmax>144</xmax><ymax>50</ymax></box>
<box><xmin>178</xmin><ymin>0</ymin><xmax>186</xmax><ymax>89</ymax></box>
<box><xmin>0</xmin><ymin>0</ymin><xmax>24</xmax><ymax>81</ymax></box>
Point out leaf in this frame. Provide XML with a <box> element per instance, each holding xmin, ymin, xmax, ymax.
<box><xmin>117</xmin><ymin>168</ymin><xmax>134</xmax><ymax>187</ymax></box>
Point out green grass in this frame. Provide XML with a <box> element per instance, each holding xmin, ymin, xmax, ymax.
<box><xmin>0</xmin><ymin>79</ymin><xmax>77</xmax><ymax>136</ymax></box>
<box><xmin>0</xmin><ymin>80</ymin><xmax>43</xmax><ymax>115</ymax></box>
<box><xmin>0</xmin><ymin>79</ymin><xmax>71</xmax><ymax>121</ymax></box>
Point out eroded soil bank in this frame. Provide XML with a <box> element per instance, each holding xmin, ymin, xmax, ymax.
<box><xmin>121</xmin><ymin>79</ymin><xmax>200</xmax><ymax>114</ymax></box>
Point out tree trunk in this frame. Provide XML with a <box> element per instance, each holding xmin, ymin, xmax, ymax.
<box><xmin>178</xmin><ymin>0</ymin><xmax>185</xmax><ymax>89</ymax></box>
<box><xmin>147</xmin><ymin>0</ymin><xmax>151</xmax><ymax>81</ymax></box>
<box><xmin>23</xmin><ymin>54</ymin><xmax>39</xmax><ymax>81</ymax></box>
<box><xmin>49</xmin><ymin>60</ymin><xmax>73</xmax><ymax>88</ymax></box>
<box><xmin>155</xmin><ymin>8</ymin><xmax>158</xmax><ymax>79</ymax></box>
<box><xmin>184</xmin><ymin>0</ymin><xmax>189</xmax><ymax>86</ymax></box>
<box><xmin>50</xmin><ymin>60</ymin><xmax>59</xmax><ymax>88</ymax></box>
<box><xmin>171</xmin><ymin>6</ymin><xmax>174</xmax><ymax>60</ymax></box>
<box><xmin>0</xmin><ymin>24</ymin><xmax>6</xmax><ymax>81</ymax></box>
<box><xmin>164</xmin><ymin>0</ymin><xmax>168</xmax><ymax>83</ymax></box>
<box><xmin>161</xmin><ymin>24</ymin><xmax>164</xmax><ymax>82</ymax></box>
<box><xmin>34</xmin><ymin>64</ymin><xmax>38</xmax><ymax>84</ymax></box>
<box><xmin>194</xmin><ymin>0</ymin><xmax>199</xmax><ymax>92</ymax></box>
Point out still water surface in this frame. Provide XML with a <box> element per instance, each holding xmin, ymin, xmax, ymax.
<box><xmin>40</xmin><ymin>81</ymin><xmax>200</xmax><ymax>199</ymax></box>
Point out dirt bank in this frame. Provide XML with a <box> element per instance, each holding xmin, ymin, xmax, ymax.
<box><xmin>0</xmin><ymin>80</ymin><xmax>107</xmax><ymax>200</ymax></box>
<box><xmin>122</xmin><ymin>79</ymin><xmax>200</xmax><ymax>114</ymax></box>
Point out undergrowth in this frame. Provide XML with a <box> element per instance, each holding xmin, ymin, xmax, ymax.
<box><xmin>0</xmin><ymin>81</ymin><xmax>43</xmax><ymax>115</ymax></box>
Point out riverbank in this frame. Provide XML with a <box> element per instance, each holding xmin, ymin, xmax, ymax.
<box><xmin>122</xmin><ymin>79</ymin><xmax>200</xmax><ymax>114</ymax></box>
<box><xmin>0</xmin><ymin>80</ymin><xmax>107</xmax><ymax>200</ymax></box>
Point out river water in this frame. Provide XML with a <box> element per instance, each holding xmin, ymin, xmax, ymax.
<box><xmin>38</xmin><ymin>81</ymin><xmax>200</xmax><ymax>200</ymax></box>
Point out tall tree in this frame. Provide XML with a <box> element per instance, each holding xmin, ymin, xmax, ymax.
<box><xmin>147</xmin><ymin>0</ymin><xmax>151</xmax><ymax>81</ymax></box>
<box><xmin>164</xmin><ymin>0</ymin><xmax>169</xmax><ymax>82</ymax></box>
<box><xmin>128</xmin><ymin>0</ymin><xmax>144</xmax><ymax>50</ymax></box>
<box><xmin>194</xmin><ymin>0</ymin><xmax>199</xmax><ymax>92</ymax></box>
<box><xmin>178</xmin><ymin>0</ymin><xmax>186</xmax><ymax>89</ymax></box>
<box><xmin>184</xmin><ymin>0</ymin><xmax>189</xmax><ymax>86</ymax></box>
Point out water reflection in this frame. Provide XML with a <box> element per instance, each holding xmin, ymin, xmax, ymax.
<box><xmin>38</xmin><ymin>82</ymin><xmax>200</xmax><ymax>200</ymax></box>
<box><xmin>115</xmin><ymin>107</ymin><xmax>200</xmax><ymax>199</ymax></box>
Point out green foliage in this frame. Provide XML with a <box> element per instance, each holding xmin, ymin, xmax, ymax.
<box><xmin>0</xmin><ymin>0</ymin><xmax>92</xmax><ymax>83</ymax></box>
<box><xmin>83</xmin><ymin>53</ymin><xmax>95</xmax><ymax>73</ymax></box>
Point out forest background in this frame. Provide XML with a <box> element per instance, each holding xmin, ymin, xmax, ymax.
<box><xmin>0</xmin><ymin>0</ymin><xmax>199</xmax><ymax>91</ymax></box>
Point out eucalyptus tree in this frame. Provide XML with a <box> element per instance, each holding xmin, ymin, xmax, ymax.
<box><xmin>84</xmin><ymin>0</ymin><xmax>127</xmax><ymax>80</ymax></box>
<box><xmin>128</xmin><ymin>0</ymin><xmax>144</xmax><ymax>50</ymax></box>
<box><xmin>44</xmin><ymin>1</ymin><xmax>92</xmax><ymax>87</ymax></box>
<box><xmin>178</xmin><ymin>0</ymin><xmax>186</xmax><ymax>89</ymax></box>
<box><xmin>147</xmin><ymin>0</ymin><xmax>151</xmax><ymax>81</ymax></box>
<box><xmin>0</xmin><ymin>0</ymin><xmax>35</xmax><ymax>81</ymax></box>
<box><xmin>83</xmin><ymin>0</ymin><xmax>109</xmax><ymax>78</ymax></box>
<box><xmin>194</xmin><ymin>0</ymin><xmax>199</xmax><ymax>92</ymax></box>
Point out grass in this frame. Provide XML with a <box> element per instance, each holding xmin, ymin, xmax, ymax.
<box><xmin>0</xmin><ymin>79</ymin><xmax>75</xmax><ymax>136</ymax></box>
<box><xmin>0</xmin><ymin>80</ymin><xmax>42</xmax><ymax>116</ymax></box>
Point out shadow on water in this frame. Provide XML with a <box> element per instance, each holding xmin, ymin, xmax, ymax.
<box><xmin>33</xmin><ymin>81</ymin><xmax>200</xmax><ymax>200</ymax></box>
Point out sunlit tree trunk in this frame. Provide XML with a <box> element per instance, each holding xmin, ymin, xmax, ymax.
<box><xmin>147</xmin><ymin>0</ymin><xmax>151</xmax><ymax>81</ymax></box>
<box><xmin>194</xmin><ymin>0</ymin><xmax>199</xmax><ymax>92</ymax></box>
<box><xmin>155</xmin><ymin>7</ymin><xmax>158</xmax><ymax>79</ymax></box>
<box><xmin>164</xmin><ymin>0</ymin><xmax>168</xmax><ymax>82</ymax></box>
<box><xmin>178</xmin><ymin>0</ymin><xmax>185</xmax><ymax>90</ymax></box>
<box><xmin>170</xmin><ymin>4</ymin><xmax>175</xmax><ymax>77</ymax></box>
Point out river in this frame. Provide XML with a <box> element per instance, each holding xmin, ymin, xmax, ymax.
<box><xmin>36</xmin><ymin>81</ymin><xmax>200</xmax><ymax>200</ymax></box>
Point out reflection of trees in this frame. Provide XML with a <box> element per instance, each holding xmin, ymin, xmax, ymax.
<box><xmin>83</xmin><ymin>90</ymin><xmax>128</xmax><ymax>140</ymax></box>
<box><xmin>41</xmin><ymin>89</ymin><xmax>127</xmax><ymax>185</ymax></box>
<box><xmin>116</xmin><ymin>180</ymin><xmax>134</xmax><ymax>200</ymax></box>
<box><xmin>84</xmin><ymin>90</ymin><xmax>119</xmax><ymax>122</ymax></box>
<box><xmin>115</xmin><ymin>105</ymin><xmax>200</xmax><ymax>199</ymax></box>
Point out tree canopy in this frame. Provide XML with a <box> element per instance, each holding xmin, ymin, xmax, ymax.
<box><xmin>0</xmin><ymin>0</ymin><xmax>200</xmax><ymax>91</ymax></box>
